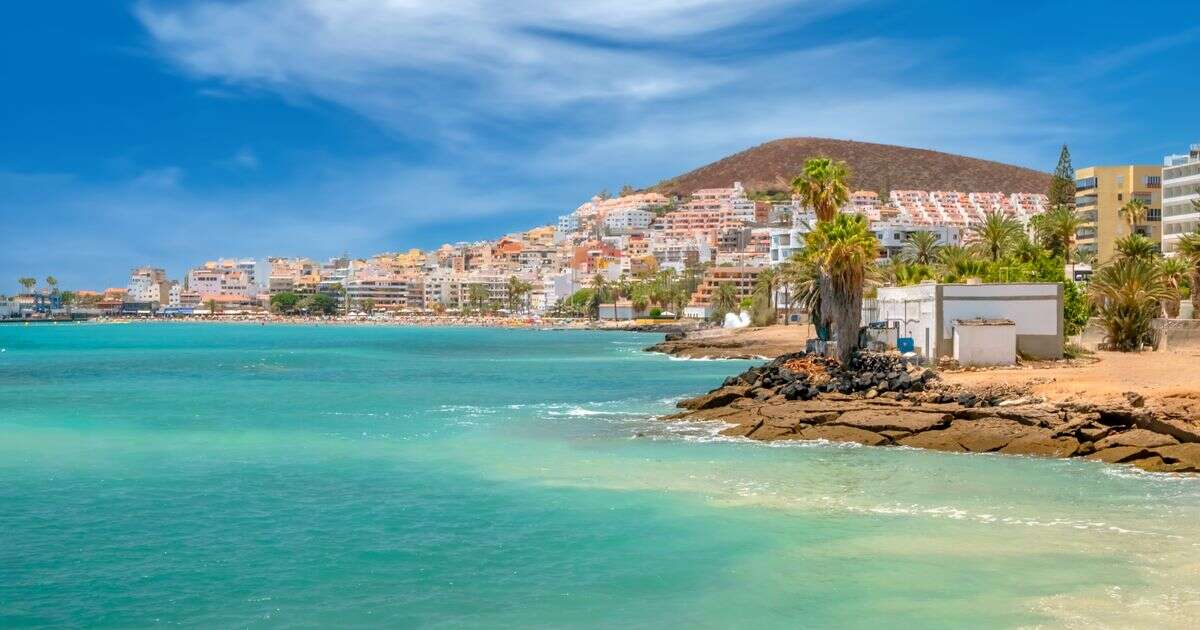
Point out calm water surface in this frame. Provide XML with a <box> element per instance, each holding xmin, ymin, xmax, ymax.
<box><xmin>1</xmin><ymin>323</ymin><xmax>1197</xmax><ymax>627</ymax></box>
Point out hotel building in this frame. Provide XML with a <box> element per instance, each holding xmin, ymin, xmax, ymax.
<box><xmin>1162</xmin><ymin>144</ymin><xmax>1200</xmax><ymax>255</ymax></box>
<box><xmin>1073</xmin><ymin>165</ymin><xmax>1162</xmax><ymax>262</ymax></box>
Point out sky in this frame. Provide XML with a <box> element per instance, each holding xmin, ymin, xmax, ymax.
<box><xmin>2</xmin><ymin>0</ymin><xmax>1199</xmax><ymax>290</ymax></box>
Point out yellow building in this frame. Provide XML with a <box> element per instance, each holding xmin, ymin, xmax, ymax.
<box><xmin>1074</xmin><ymin>165</ymin><xmax>1162</xmax><ymax>262</ymax></box>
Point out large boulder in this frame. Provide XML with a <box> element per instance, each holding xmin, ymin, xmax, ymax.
<box><xmin>833</xmin><ymin>409</ymin><xmax>952</xmax><ymax>434</ymax></box>
<box><xmin>1084</xmin><ymin>446</ymin><xmax>1153</xmax><ymax>464</ymax></box>
<box><xmin>1151</xmin><ymin>443</ymin><xmax>1200</xmax><ymax>470</ymax></box>
<box><xmin>795</xmin><ymin>425</ymin><xmax>889</xmax><ymax>446</ymax></box>
<box><xmin>678</xmin><ymin>385</ymin><xmax>749</xmax><ymax>410</ymax></box>
<box><xmin>999</xmin><ymin>431</ymin><xmax>1080</xmax><ymax>458</ymax></box>
<box><xmin>1095</xmin><ymin>429</ymin><xmax>1178</xmax><ymax>450</ymax></box>
<box><xmin>898</xmin><ymin>430</ymin><xmax>967</xmax><ymax>452</ymax></box>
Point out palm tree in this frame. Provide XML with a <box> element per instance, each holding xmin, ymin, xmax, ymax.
<box><xmin>753</xmin><ymin>266</ymin><xmax>778</xmax><ymax>309</ymax></box>
<box><xmin>18</xmin><ymin>277</ymin><xmax>36</xmax><ymax>294</ymax></box>
<box><xmin>1031</xmin><ymin>205</ymin><xmax>1083</xmax><ymax>260</ymax></box>
<box><xmin>779</xmin><ymin>251</ymin><xmax>820</xmax><ymax>330</ymax></box>
<box><xmin>505</xmin><ymin>276</ymin><xmax>533</xmax><ymax>314</ymax></box>
<box><xmin>1176</xmin><ymin>231</ymin><xmax>1200</xmax><ymax>315</ymax></box>
<box><xmin>670</xmin><ymin>285</ymin><xmax>689</xmax><ymax>320</ymax></box>
<box><xmin>45</xmin><ymin>276</ymin><xmax>59</xmax><ymax>295</ymax></box>
<box><xmin>970</xmin><ymin>211</ymin><xmax>1023</xmax><ymax>262</ymax></box>
<box><xmin>1157</xmin><ymin>257</ymin><xmax>1189</xmax><ymax>318</ymax></box>
<box><xmin>901</xmin><ymin>231</ymin><xmax>942</xmax><ymax>265</ymax></box>
<box><xmin>204</xmin><ymin>298</ymin><xmax>221</xmax><ymax>315</ymax></box>
<box><xmin>881</xmin><ymin>259</ymin><xmax>934</xmax><ymax>286</ymax></box>
<box><xmin>1088</xmin><ymin>257</ymin><xmax>1174</xmax><ymax>350</ymax></box>
<box><xmin>1114</xmin><ymin>233</ymin><xmax>1157</xmax><ymax>260</ymax></box>
<box><xmin>791</xmin><ymin>157</ymin><xmax>850</xmax><ymax>222</ymax></box>
<box><xmin>467</xmin><ymin>283</ymin><xmax>490</xmax><ymax>314</ymax></box>
<box><xmin>1118</xmin><ymin>199</ymin><xmax>1149</xmax><ymax>236</ymax></box>
<box><xmin>712</xmin><ymin>282</ymin><xmax>739</xmax><ymax>322</ymax></box>
<box><xmin>803</xmin><ymin>213</ymin><xmax>878</xmax><ymax>364</ymax></box>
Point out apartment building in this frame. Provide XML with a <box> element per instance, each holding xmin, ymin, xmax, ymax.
<box><xmin>1162</xmin><ymin>144</ymin><xmax>1200</xmax><ymax>255</ymax></box>
<box><xmin>125</xmin><ymin>267</ymin><xmax>171</xmax><ymax>305</ymax></box>
<box><xmin>684</xmin><ymin>266</ymin><xmax>761</xmax><ymax>318</ymax></box>
<box><xmin>1074</xmin><ymin>165</ymin><xmax>1162</xmax><ymax>262</ymax></box>
<box><xmin>603</xmin><ymin>208</ymin><xmax>654</xmax><ymax>232</ymax></box>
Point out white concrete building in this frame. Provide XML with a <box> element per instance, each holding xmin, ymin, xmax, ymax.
<box><xmin>872</xmin><ymin>223</ymin><xmax>962</xmax><ymax>261</ymax></box>
<box><xmin>125</xmin><ymin>267</ymin><xmax>170</xmax><ymax>305</ymax></box>
<box><xmin>558</xmin><ymin>213</ymin><xmax>580</xmax><ymax>233</ymax></box>
<box><xmin>603</xmin><ymin>208</ymin><xmax>654</xmax><ymax>232</ymax></box>
<box><xmin>872</xmin><ymin>282</ymin><xmax>1063</xmax><ymax>361</ymax></box>
<box><xmin>952</xmin><ymin>319</ymin><xmax>1017</xmax><ymax>366</ymax></box>
<box><xmin>1162</xmin><ymin>144</ymin><xmax>1200</xmax><ymax>256</ymax></box>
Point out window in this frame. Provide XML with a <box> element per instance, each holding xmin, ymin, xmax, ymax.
<box><xmin>1075</xmin><ymin>177</ymin><xmax>1098</xmax><ymax>190</ymax></box>
<box><xmin>1143</xmin><ymin>175</ymin><xmax>1161</xmax><ymax>188</ymax></box>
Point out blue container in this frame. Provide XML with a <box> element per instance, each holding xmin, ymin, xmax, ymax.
<box><xmin>897</xmin><ymin>337</ymin><xmax>915</xmax><ymax>353</ymax></box>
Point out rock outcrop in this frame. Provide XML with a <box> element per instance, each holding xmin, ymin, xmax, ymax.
<box><xmin>665</xmin><ymin>351</ymin><xmax>1200</xmax><ymax>474</ymax></box>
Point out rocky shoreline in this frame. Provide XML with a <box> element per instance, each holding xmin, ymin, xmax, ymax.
<box><xmin>663</xmin><ymin>352</ymin><xmax>1200</xmax><ymax>474</ymax></box>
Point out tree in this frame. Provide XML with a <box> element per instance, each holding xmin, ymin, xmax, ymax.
<box><xmin>1114</xmin><ymin>234</ymin><xmax>1157</xmax><ymax>260</ymax></box>
<box><xmin>1062</xmin><ymin>280</ymin><xmax>1090</xmax><ymax>336</ymax></box>
<box><xmin>467</xmin><ymin>283</ymin><xmax>491</xmax><ymax>314</ymax></box>
<box><xmin>779</xmin><ymin>251</ymin><xmax>820</xmax><ymax>330</ymax></box>
<box><xmin>505</xmin><ymin>276</ymin><xmax>533</xmax><ymax>314</ymax></box>
<box><xmin>270</xmin><ymin>291</ymin><xmax>300</xmax><ymax>314</ymax></box>
<box><xmin>1031</xmin><ymin>204</ymin><xmax>1083</xmax><ymax>260</ymax></box>
<box><xmin>971</xmin><ymin>211</ymin><xmax>1023</xmax><ymax>262</ymax></box>
<box><xmin>204</xmin><ymin>298</ymin><xmax>221</xmax><ymax>315</ymax></box>
<box><xmin>803</xmin><ymin>213</ymin><xmax>879</xmax><ymax>364</ymax></box>
<box><xmin>619</xmin><ymin>184</ymin><xmax>636</xmax><ymax>197</ymax></box>
<box><xmin>1088</xmin><ymin>257</ymin><xmax>1174</xmax><ymax>351</ymax></box>
<box><xmin>901</xmin><ymin>231</ymin><xmax>942</xmax><ymax>265</ymax></box>
<box><xmin>881</xmin><ymin>259</ymin><xmax>934</xmax><ymax>286</ymax></box>
<box><xmin>1157</xmin><ymin>257</ymin><xmax>1189</xmax><ymax>318</ymax></box>
<box><xmin>753</xmin><ymin>266</ymin><xmax>778</xmax><ymax>309</ymax></box>
<box><xmin>1176</xmin><ymin>231</ymin><xmax>1200</xmax><ymax>315</ymax></box>
<box><xmin>59</xmin><ymin>290</ymin><xmax>76</xmax><ymax>315</ymax></box>
<box><xmin>1048</xmin><ymin>144</ymin><xmax>1076</xmax><ymax>208</ymax></box>
<box><xmin>18</xmin><ymin>277</ymin><xmax>36</xmax><ymax>294</ymax></box>
<box><xmin>303</xmin><ymin>293</ymin><xmax>338</xmax><ymax>315</ymax></box>
<box><xmin>45</xmin><ymin>276</ymin><xmax>58</xmax><ymax>295</ymax></box>
<box><xmin>711</xmin><ymin>282</ymin><xmax>739</xmax><ymax>322</ymax></box>
<box><xmin>359</xmin><ymin>298</ymin><xmax>377</xmax><ymax>313</ymax></box>
<box><xmin>791</xmin><ymin>158</ymin><xmax>851</xmax><ymax>222</ymax></box>
<box><xmin>1118</xmin><ymin>198</ymin><xmax>1149</xmax><ymax>236</ymax></box>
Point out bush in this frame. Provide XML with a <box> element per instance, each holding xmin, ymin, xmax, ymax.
<box><xmin>648</xmin><ymin>307</ymin><xmax>663</xmax><ymax>319</ymax></box>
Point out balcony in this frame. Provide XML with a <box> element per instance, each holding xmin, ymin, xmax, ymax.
<box><xmin>1075</xmin><ymin>195</ymin><xmax>1098</xmax><ymax>207</ymax></box>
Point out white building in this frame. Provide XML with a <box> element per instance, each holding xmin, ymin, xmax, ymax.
<box><xmin>872</xmin><ymin>282</ymin><xmax>1063</xmax><ymax>361</ymax></box>
<box><xmin>872</xmin><ymin>223</ymin><xmax>962</xmax><ymax>260</ymax></box>
<box><xmin>126</xmin><ymin>267</ymin><xmax>170</xmax><ymax>305</ymax></box>
<box><xmin>558</xmin><ymin>213</ymin><xmax>580</xmax><ymax>233</ymax></box>
<box><xmin>603</xmin><ymin>208</ymin><xmax>654</xmax><ymax>232</ymax></box>
<box><xmin>1162</xmin><ymin>144</ymin><xmax>1200</xmax><ymax>256</ymax></box>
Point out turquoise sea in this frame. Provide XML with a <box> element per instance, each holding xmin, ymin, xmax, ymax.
<box><xmin>1</xmin><ymin>323</ymin><xmax>1198</xmax><ymax>628</ymax></box>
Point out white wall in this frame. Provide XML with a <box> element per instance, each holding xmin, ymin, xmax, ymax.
<box><xmin>875</xmin><ymin>284</ymin><xmax>938</xmax><ymax>361</ymax></box>
<box><xmin>953</xmin><ymin>324</ymin><xmax>1016</xmax><ymax>366</ymax></box>
<box><xmin>940</xmin><ymin>284</ymin><xmax>1058</xmax><ymax>341</ymax></box>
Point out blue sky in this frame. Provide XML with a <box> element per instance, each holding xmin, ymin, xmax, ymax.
<box><xmin>3</xmin><ymin>0</ymin><xmax>1199</xmax><ymax>290</ymax></box>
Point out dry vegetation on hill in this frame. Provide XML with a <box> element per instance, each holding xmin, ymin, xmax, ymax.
<box><xmin>653</xmin><ymin>137</ymin><xmax>1052</xmax><ymax>197</ymax></box>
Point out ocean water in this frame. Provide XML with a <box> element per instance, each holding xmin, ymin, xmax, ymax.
<box><xmin>1</xmin><ymin>324</ymin><xmax>1198</xmax><ymax>628</ymax></box>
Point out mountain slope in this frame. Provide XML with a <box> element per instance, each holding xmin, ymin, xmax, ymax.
<box><xmin>653</xmin><ymin>138</ymin><xmax>1051</xmax><ymax>196</ymax></box>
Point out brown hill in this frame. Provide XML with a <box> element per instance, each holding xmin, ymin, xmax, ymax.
<box><xmin>652</xmin><ymin>138</ymin><xmax>1051</xmax><ymax>197</ymax></box>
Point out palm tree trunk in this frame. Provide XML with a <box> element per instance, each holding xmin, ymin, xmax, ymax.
<box><xmin>1192</xmin><ymin>269</ymin><xmax>1200</xmax><ymax>316</ymax></box>
<box><xmin>821</xmin><ymin>272</ymin><xmax>863</xmax><ymax>365</ymax></box>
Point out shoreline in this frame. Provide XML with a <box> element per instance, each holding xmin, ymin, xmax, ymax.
<box><xmin>4</xmin><ymin>315</ymin><xmax>696</xmax><ymax>333</ymax></box>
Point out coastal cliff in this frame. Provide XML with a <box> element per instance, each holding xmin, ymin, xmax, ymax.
<box><xmin>663</xmin><ymin>351</ymin><xmax>1200</xmax><ymax>474</ymax></box>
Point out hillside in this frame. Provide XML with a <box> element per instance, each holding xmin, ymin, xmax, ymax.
<box><xmin>652</xmin><ymin>138</ymin><xmax>1051</xmax><ymax>197</ymax></box>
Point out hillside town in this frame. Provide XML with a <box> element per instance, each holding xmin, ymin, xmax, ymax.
<box><xmin>5</xmin><ymin>143</ymin><xmax>1200</xmax><ymax>325</ymax></box>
